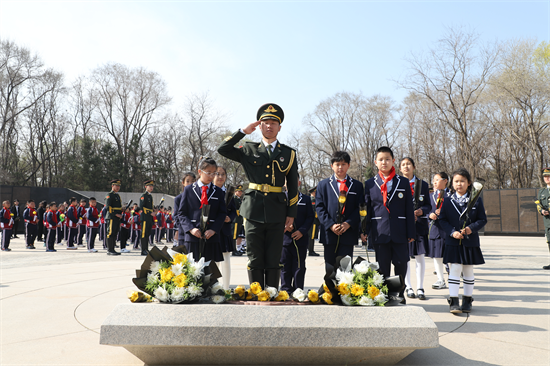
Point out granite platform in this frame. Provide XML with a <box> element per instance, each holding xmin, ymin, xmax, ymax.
<box><xmin>100</xmin><ymin>303</ymin><xmax>439</xmax><ymax>365</ymax></box>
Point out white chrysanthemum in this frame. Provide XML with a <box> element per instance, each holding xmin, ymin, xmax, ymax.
<box><xmin>368</xmin><ymin>262</ymin><xmax>380</xmax><ymax>271</ymax></box>
<box><xmin>211</xmin><ymin>282</ymin><xmax>224</xmax><ymax>294</ymax></box>
<box><xmin>265</xmin><ymin>286</ymin><xmax>278</xmax><ymax>299</ymax></box>
<box><xmin>149</xmin><ymin>261</ymin><xmax>160</xmax><ymax>274</ymax></box>
<box><xmin>187</xmin><ymin>284</ymin><xmax>203</xmax><ymax>298</ymax></box>
<box><xmin>372</xmin><ymin>272</ymin><xmax>384</xmax><ymax>287</ymax></box>
<box><xmin>212</xmin><ymin>295</ymin><xmax>226</xmax><ymax>304</ymax></box>
<box><xmin>171</xmin><ymin>263</ymin><xmax>184</xmax><ymax>276</ymax></box>
<box><xmin>374</xmin><ymin>293</ymin><xmax>387</xmax><ymax>304</ymax></box>
<box><xmin>341</xmin><ymin>294</ymin><xmax>353</xmax><ymax>306</ymax></box>
<box><xmin>146</xmin><ymin>272</ymin><xmax>159</xmax><ymax>285</ymax></box>
<box><xmin>359</xmin><ymin>296</ymin><xmax>375</xmax><ymax>306</ymax></box>
<box><xmin>154</xmin><ymin>285</ymin><xmax>169</xmax><ymax>302</ymax></box>
<box><xmin>292</xmin><ymin>288</ymin><xmax>306</xmax><ymax>302</ymax></box>
<box><xmin>354</xmin><ymin>261</ymin><xmax>369</xmax><ymax>274</ymax></box>
<box><xmin>167</xmin><ymin>248</ymin><xmax>179</xmax><ymax>259</ymax></box>
<box><xmin>473</xmin><ymin>182</ymin><xmax>483</xmax><ymax>191</ymax></box>
<box><xmin>336</xmin><ymin>269</ymin><xmax>355</xmax><ymax>285</ymax></box>
<box><xmin>171</xmin><ymin>287</ymin><xmax>187</xmax><ymax>302</ymax></box>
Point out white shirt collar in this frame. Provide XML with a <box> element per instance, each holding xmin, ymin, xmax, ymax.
<box><xmin>262</xmin><ymin>140</ymin><xmax>278</xmax><ymax>150</ymax></box>
<box><xmin>197</xmin><ymin>181</ymin><xmax>211</xmax><ymax>189</ymax></box>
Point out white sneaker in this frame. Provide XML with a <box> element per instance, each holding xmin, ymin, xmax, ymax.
<box><xmin>67</xmin><ymin>246</ymin><xmax>77</xmax><ymax>250</ymax></box>
<box><xmin>432</xmin><ymin>280</ymin><xmax>447</xmax><ymax>289</ymax></box>
<box><xmin>88</xmin><ymin>248</ymin><xmax>98</xmax><ymax>253</ymax></box>
<box><xmin>121</xmin><ymin>248</ymin><xmax>131</xmax><ymax>253</ymax></box>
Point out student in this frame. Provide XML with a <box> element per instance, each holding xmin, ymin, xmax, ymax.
<box><xmin>362</xmin><ymin>146</ymin><xmax>416</xmax><ymax>301</ymax></box>
<box><xmin>428</xmin><ymin>172</ymin><xmax>451</xmax><ymax>289</ymax></box>
<box><xmin>56</xmin><ymin>204</ymin><xmax>66</xmax><ymax>246</ymax></box>
<box><xmin>213</xmin><ymin>166</ymin><xmax>238</xmax><ymax>289</ymax></box>
<box><xmin>438</xmin><ymin>168</ymin><xmax>487</xmax><ymax>314</ymax></box>
<box><xmin>37</xmin><ymin>200</ymin><xmax>47</xmax><ymax>243</ymax></box>
<box><xmin>65</xmin><ymin>198</ymin><xmax>79</xmax><ymax>250</ymax></box>
<box><xmin>399</xmin><ymin>157</ymin><xmax>431</xmax><ymax>301</ymax></box>
<box><xmin>132</xmin><ymin>207</ymin><xmax>142</xmax><ymax>250</ymax></box>
<box><xmin>86</xmin><ymin>198</ymin><xmax>100</xmax><ymax>253</ymax></box>
<box><xmin>175</xmin><ymin>157</ymin><xmax>227</xmax><ymax>262</ymax></box>
<box><xmin>45</xmin><ymin>202</ymin><xmax>59</xmax><ymax>252</ymax></box>
<box><xmin>77</xmin><ymin>199</ymin><xmax>88</xmax><ymax>246</ymax></box>
<box><xmin>1</xmin><ymin>200</ymin><xmax>14</xmax><ymax>251</ymax></box>
<box><xmin>173</xmin><ymin>172</ymin><xmax>196</xmax><ymax>248</ymax></box>
<box><xmin>155</xmin><ymin>208</ymin><xmax>164</xmax><ymax>243</ymax></box>
<box><xmin>23</xmin><ymin>200</ymin><xmax>39</xmax><ymax>249</ymax></box>
<box><xmin>281</xmin><ymin>177</ymin><xmax>315</xmax><ymax>292</ymax></box>
<box><xmin>165</xmin><ymin>207</ymin><xmax>175</xmax><ymax>244</ymax></box>
<box><xmin>119</xmin><ymin>206</ymin><xmax>131</xmax><ymax>253</ymax></box>
<box><xmin>11</xmin><ymin>199</ymin><xmax>20</xmax><ymax>239</ymax></box>
<box><xmin>316</xmin><ymin>151</ymin><xmax>365</xmax><ymax>267</ymax></box>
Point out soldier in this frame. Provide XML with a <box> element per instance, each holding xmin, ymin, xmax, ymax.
<box><xmin>104</xmin><ymin>179</ymin><xmax>122</xmax><ymax>255</ymax></box>
<box><xmin>537</xmin><ymin>168</ymin><xmax>550</xmax><ymax>270</ymax></box>
<box><xmin>140</xmin><ymin>180</ymin><xmax>155</xmax><ymax>256</ymax></box>
<box><xmin>218</xmin><ymin>103</ymin><xmax>298</xmax><ymax>289</ymax></box>
<box><xmin>307</xmin><ymin>187</ymin><xmax>321</xmax><ymax>256</ymax></box>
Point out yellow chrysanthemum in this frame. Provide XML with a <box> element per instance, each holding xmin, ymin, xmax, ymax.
<box><xmin>173</xmin><ymin>273</ymin><xmax>188</xmax><ymax>288</ymax></box>
<box><xmin>159</xmin><ymin>268</ymin><xmax>175</xmax><ymax>283</ymax></box>
<box><xmin>308</xmin><ymin>290</ymin><xmax>320</xmax><ymax>303</ymax></box>
<box><xmin>337</xmin><ymin>282</ymin><xmax>350</xmax><ymax>295</ymax></box>
<box><xmin>322</xmin><ymin>292</ymin><xmax>333</xmax><ymax>305</ymax></box>
<box><xmin>338</xmin><ymin>195</ymin><xmax>346</xmax><ymax>204</ymax></box>
<box><xmin>246</xmin><ymin>291</ymin><xmax>253</xmax><ymax>300</ymax></box>
<box><xmin>359</xmin><ymin>209</ymin><xmax>367</xmax><ymax>217</ymax></box>
<box><xmin>172</xmin><ymin>253</ymin><xmax>188</xmax><ymax>265</ymax></box>
<box><xmin>250</xmin><ymin>282</ymin><xmax>262</xmax><ymax>295</ymax></box>
<box><xmin>275</xmin><ymin>291</ymin><xmax>289</xmax><ymax>302</ymax></box>
<box><xmin>235</xmin><ymin>285</ymin><xmax>246</xmax><ymax>298</ymax></box>
<box><xmin>350</xmin><ymin>284</ymin><xmax>364</xmax><ymax>297</ymax></box>
<box><xmin>368</xmin><ymin>285</ymin><xmax>380</xmax><ymax>299</ymax></box>
<box><xmin>323</xmin><ymin>282</ymin><xmax>330</xmax><ymax>293</ymax></box>
<box><xmin>129</xmin><ymin>292</ymin><xmax>140</xmax><ymax>302</ymax></box>
<box><xmin>257</xmin><ymin>291</ymin><xmax>270</xmax><ymax>302</ymax></box>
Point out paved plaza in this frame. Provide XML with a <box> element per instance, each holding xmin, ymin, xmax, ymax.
<box><xmin>1</xmin><ymin>235</ymin><xmax>549</xmax><ymax>365</ymax></box>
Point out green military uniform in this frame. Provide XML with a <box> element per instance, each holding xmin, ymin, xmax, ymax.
<box><xmin>140</xmin><ymin>180</ymin><xmax>155</xmax><ymax>256</ymax></box>
<box><xmin>536</xmin><ymin>168</ymin><xmax>550</xmax><ymax>269</ymax></box>
<box><xmin>104</xmin><ymin>179</ymin><xmax>122</xmax><ymax>255</ymax></box>
<box><xmin>218</xmin><ymin>103</ymin><xmax>298</xmax><ymax>288</ymax></box>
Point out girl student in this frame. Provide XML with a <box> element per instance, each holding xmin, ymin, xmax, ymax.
<box><xmin>173</xmin><ymin>172</ymin><xmax>196</xmax><ymax>247</ymax></box>
<box><xmin>212</xmin><ymin>166</ymin><xmax>238</xmax><ymax>289</ymax></box>
<box><xmin>428</xmin><ymin>172</ymin><xmax>451</xmax><ymax>290</ymax></box>
<box><xmin>175</xmin><ymin>157</ymin><xmax>227</xmax><ymax>262</ymax></box>
<box><xmin>399</xmin><ymin>157</ymin><xmax>432</xmax><ymax>300</ymax></box>
<box><xmin>438</xmin><ymin>168</ymin><xmax>487</xmax><ymax>314</ymax></box>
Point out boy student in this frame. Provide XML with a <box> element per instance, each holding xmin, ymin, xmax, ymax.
<box><xmin>77</xmin><ymin>199</ymin><xmax>87</xmax><ymax>246</ymax></box>
<box><xmin>1</xmin><ymin>200</ymin><xmax>14</xmax><ymax>251</ymax></box>
<box><xmin>11</xmin><ymin>199</ymin><xmax>20</xmax><ymax>239</ymax></box>
<box><xmin>45</xmin><ymin>202</ymin><xmax>59</xmax><ymax>252</ymax></box>
<box><xmin>65</xmin><ymin>198</ymin><xmax>79</xmax><ymax>250</ymax></box>
<box><xmin>23</xmin><ymin>200</ymin><xmax>39</xmax><ymax>249</ymax></box>
<box><xmin>315</xmin><ymin>151</ymin><xmax>365</xmax><ymax>267</ymax></box>
<box><xmin>119</xmin><ymin>205</ymin><xmax>131</xmax><ymax>253</ymax></box>
<box><xmin>362</xmin><ymin>146</ymin><xmax>416</xmax><ymax>302</ymax></box>
<box><xmin>86</xmin><ymin>197</ymin><xmax>100</xmax><ymax>252</ymax></box>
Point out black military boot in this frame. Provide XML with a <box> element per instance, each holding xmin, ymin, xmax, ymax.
<box><xmin>247</xmin><ymin>269</ymin><xmax>265</xmax><ymax>289</ymax></box>
<box><xmin>141</xmin><ymin>237</ymin><xmax>149</xmax><ymax>256</ymax></box>
<box><xmin>448</xmin><ymin>297</ymin><xmax>462</xmax><ymax>314</ymax></box>
<box><xmin>265</xmin><ymin>268</ymin><xmax>281</xmax><ymax>289</ymax></box>
<box><xmin>461</xmin><ymin>296</ymin><xmax>474</xmax><ymax>313</ymax></box>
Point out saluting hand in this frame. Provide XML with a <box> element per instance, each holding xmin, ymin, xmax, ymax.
<box><xmin>242</xmin><ymin>121</ymin><xmax>261</xmax><ymax>135</ymax></box>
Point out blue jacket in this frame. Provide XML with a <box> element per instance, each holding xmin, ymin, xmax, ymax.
<box><xmin>438</xmin><ymin>193</ymin><xmax>487</xmax><ymax>248</ymax></box>
<box><xmin>174</xmin><ymin>182</ymin><xmax>227</xmax><ymax>243</ymax></box>
<box><xmin>364</xmin><ymin>174</ymin><xmax>416</xmax><ymax>245</ymax></box>
<box><xmin>173</xmin><ymin>192</ymin><xmax>184</xmax><ymax>231</ymax></box>
<box><xmin>66</xmin><ymin>205</ymin><xmax>79</xmax><ymax>226</ymax></box>
<box><xmin>284</xmin><ymin>193</ymin><xmax>314</xmax><ymax>247</ymax></box>
<box><xmin>428</xmin><ymin>189</ymin><xmax>451</xmax><ymax>240</ymax></box>
<box><xmin>408</xmin><ymin>177</ymin><xmax>432</xmax><ymax>236</ymax></box>
<box><xmin>316</xmin><ymin>175</ymin><xmax>365</xmax><ymax>246</ymax></box>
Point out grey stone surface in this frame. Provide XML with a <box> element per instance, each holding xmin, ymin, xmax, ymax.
<box><xmin>100</xmin><ymin>303</ymin><xmax>438</xmax><ymax>365</ymax></box>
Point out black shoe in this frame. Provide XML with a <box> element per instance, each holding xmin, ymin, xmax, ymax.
<box><xmin>46</xmin><ymin>249</ymin><xmax>57</xmax><ymax>252</ymax></box>
<box><xmin>461</xmin><ymin>296</ymin><xmax>473</xmax><ymax>313</ymax></box>
<box><xmin>13</xmin><ymin>235</ymin><xmax>19</xmax><ymax>239</ymax></box>
<box><xmin>232</xmin><ymin>251</ymin><xmax>242</xmax><ymax>256</ymax></box>
<box><xmin>399</xmin><ymin>297</ymin><xmax>406</xmax><ymax>305</ymax></box>
<box><xmin>107</xmin><ymin>251</ymin><xmax>121</xmax><ymax>256</ymax></box>
<box><xmin>543</xmin><ymin>264</ymin><xmax>550</xmax><ymax>270</ymax></box>
<box><xmin>30</xmin><ymin>245</ymin><xmax>36</xmax><ymax>249</ymax></box>
<box><xmin>406</xmin><ymin>288</ymin><xmax>416</xmax><ymax>298</ymax></box>
<box><xmin>141</xmin><ymin>251</ymin><xmax>149</xmax><ymax>256</ymax></box>
<box><xmin>417</xmin><ymin>289</ymin><xmax>426</xmax><ymax>300</ymax></box>
<box><xmin>1</xmin><ymin>248</ymin><xmax>12</xmax><ymax>251</ymax></box>
<box><xmin>309</xmin><ymin>251</ymin><xmax>320</xmax><ymax>257</ymax></box>
<box><xmin>448</xmin><ymin>297</ymin><xmax>462</xmax><ymax>314</ymax></box>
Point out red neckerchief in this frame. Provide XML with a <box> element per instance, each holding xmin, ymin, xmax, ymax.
<box><xmin>409</xmin><ymin>181</ymin><xmax>415</xmax><ymax>197</ymax></box>
<box><xmin>200</xmin><ymin>185</ymin><xmax>209</xmax><ymax>208</ymax></box>
<box><xmin>379</xmin><ymin>166</ymin><xmax>396</xmax><ymax>212</ymax></box>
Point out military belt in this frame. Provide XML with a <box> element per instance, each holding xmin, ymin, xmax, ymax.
<box><xmin>109</xmin><ymin>207</ymin><xmax>122</xmax><ymax>213</ymax></box>
<box><xmin>249</xmin><ymin>183</ymin><xmax>283</xmax><ymax>193</ymax></box>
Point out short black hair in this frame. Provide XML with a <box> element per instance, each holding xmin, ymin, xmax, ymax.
<box><xmin>183</xmin><ymin>171</ymin><xmax>196</xmax><ymax>181</ymax></box>
<box><xmin>80</xmin><ymin>198</ymin><xmax>86</xmax><ymax>203</ymax></box>
<box><xmin>69</xmin><ymin>197</ymin><xmax>77</xmax><ymax>203</ymax></box>
<box><xmin>89</xmin><ymin>197</ymin><xmax>96</xmax><ymax>201</ymax></box>
<box><xmin>27</xmin><ymin>199</ymin><xmax>34</xmax><ymax>204</ymax></box>
<box><xmin>330</xmin><ymin>151</ymin><xmax>351</xmax><ymax>165</ymax></box>
<box><xmin>450</xmin><ymin>168</ymin><xmax>472</xmax><ymax>193</ymax></box>
<box><xmin>400</xmin><ymin>157</ymin><xmax>415</xmax><ymax>168</ymax></box>
<box><xmin>376</xmin><ymin>146</ymin><xmax>394</xmax><ymax>159</ymax></box>
<box><xmin>49</xmin><ymin>201</ymin><xmax>57</xmax><ymax>207</ymax></box>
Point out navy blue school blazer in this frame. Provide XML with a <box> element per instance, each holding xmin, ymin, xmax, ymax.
<box><xmin>428</xmin><ymin>189</ymin><xmax>451</xmax><ymax>240</ymax></box>
<box><xmin>364</xmin><ymin>174</ymin><xmax>416</xmax><ymax>245</ymax></box>
<box><xmin>175</xmin><ymin>182</ymin><xmax>227</xmax><ymax>243</ymax></box>
<box><xmin>220</xmin><ymin>191</ymin><xmax>238</xmax><ymax>237</ymax></box>
<box><xmin>409</xmin><ymin>178</ymin><xmax>432</xmax><ymax>236</ymax></box>
<box><xmin>438</xmin><ymin>193</ymin><xmax>487</xmax><ymax>248</ymax></box>
<box><xmin>173</xmin><ymin>192</ymin><xmax>183</xmax><ymax>230</ymax></box>
<box><xmin>284</xmin><ymin>192</ymin><xmax>314</xmax><ymax>247</ymax></box>
<box><xmin>316</xmin><ymin>175</ymin><xmax>365</xmax><ymax>246</ymax></box>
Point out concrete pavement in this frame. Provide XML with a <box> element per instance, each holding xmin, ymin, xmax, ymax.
<box><xmin>1</xmin><ymin>235</ymin><xmax>549</xmax><ymax>365</ymax></box>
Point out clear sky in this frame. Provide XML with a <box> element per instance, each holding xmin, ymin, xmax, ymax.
<box><xmin>1</xmin><ymin>1</ymin><xmax>549</xmax><ymax>142</ymax></box>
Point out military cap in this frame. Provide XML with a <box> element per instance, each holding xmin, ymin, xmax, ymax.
<box><xmin>144</xmin><ymin>179</ymin><xmax>155</xmax><ymax>186</ymax></box>
<box><xmin>543</xmin><ymin>168</ymin><xmax>550</xmax><ymax>176</ymax></box>
<box><xmin>110</xmin><ymin>179</ymin><xmax>121</xmax><ymax>185</ymax></box>
<box><xmin>308</xmin><ymin>186</ymin><xmax>317</xmax><ymax>194</ymax></box>
<box><xmin>236</xmin><ymin>184</ymin><xmax>243</xmax><ymax>191</ymax></box>
<box><xmin>257</xmin><ymin>103</ymin><xmax>284</xmax><ymax>124</ymax></box>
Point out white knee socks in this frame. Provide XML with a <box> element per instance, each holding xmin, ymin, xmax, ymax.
<box><xmin>221</xmin><ymin>252</ymin><xmax>231</xmax><ymax>290</ymax></box>
<box><xmin>405</xmin><ymin>261</ymin><xmax>412</xmax><ymax>289</ymax></box>
<box><xmin>405</xmin><ymin>255</ymin><xmax>426</xmax><ymax>290</ymax></box>
<box><xmin>448</xmin><ymin>263</ymin><xmax>475</xmax><ymax>297</ymax></box>
<box><xmin>434</xmin><ymin>257</ymin><xmax>445</xmax><ymax>282</ymax></box>
<box><xmin>462</xmin><ymin>265</ymin><xmax>475</xmax><ymax>296</ymax></box>
<box><xmin>448</xmin><ymin>263</ymin><xmax>462</xmax><ymax>297</ymax></box>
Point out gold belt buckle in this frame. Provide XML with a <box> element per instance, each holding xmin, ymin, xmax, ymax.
<box><xmin>261</xmin><ymin>184</ymin><xmax>270</xmax><ymax>193</ymax></box>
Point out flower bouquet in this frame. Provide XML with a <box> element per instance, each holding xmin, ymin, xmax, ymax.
<box><xmin>132</xmin><ymin>245</ymin><xmax>221</xmax><ymax>303</ymax></box>
<box><xmin>225</xmin><ymin>282</ymin><xmax>291</xmax><ymax>303</ymax></box>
